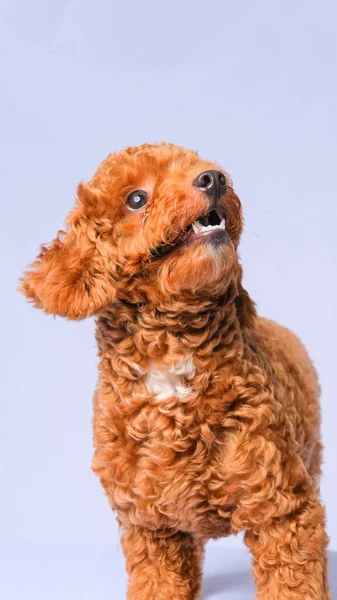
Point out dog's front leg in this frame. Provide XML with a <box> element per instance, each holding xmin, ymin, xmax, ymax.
<box><xmin>120</xmin><ymin>526</ymin><xmax>205</xmax><ymax>600</ymax></box>
<box><xmin>244</xmin><ymin>491</ymin><xmax>330</xmax><ymax>599</ymax></box>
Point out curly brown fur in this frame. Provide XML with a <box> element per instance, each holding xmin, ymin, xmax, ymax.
<box><xmin>20</xmin><ymin>143</ymin><xmax>330</xmax><ymax>599</ymax></box>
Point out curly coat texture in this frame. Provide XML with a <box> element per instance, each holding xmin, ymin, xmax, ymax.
<box><xmin>20</xmin><ymin>143</ymin><xmax>330</xmax><ymax>599</ymax></box>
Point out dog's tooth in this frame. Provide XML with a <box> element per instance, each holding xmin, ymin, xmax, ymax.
<box><xmin>192</xmin><ymin>221</ymin><xmax>202</xmax><ymax>233</ymax></box>
<box><xmin>192</xmin><ymin>220</ymin><xmax>225</xmax><ymax>233</ymax></box>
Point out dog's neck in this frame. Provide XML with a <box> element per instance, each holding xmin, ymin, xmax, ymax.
<box><xmin>95</xmin><ymin>281</ymin><xmax>248</xmax><ymax>363</ymax></box>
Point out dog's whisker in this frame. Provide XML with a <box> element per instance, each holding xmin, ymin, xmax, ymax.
<box><xmin>244</xmin><ymin>224</ymin><xmax>261</xmax><ymax>238</ymax></box>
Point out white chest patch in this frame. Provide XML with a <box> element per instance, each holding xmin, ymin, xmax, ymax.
<box><xmin>146</xmin><ymin>356</ymin><xmax>195</xmax><ymax>401</ymax></box>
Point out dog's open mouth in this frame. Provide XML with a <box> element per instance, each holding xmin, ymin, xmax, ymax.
<box><xmin>151</xmin><ymin>209</ymin><xmax>226</xmax><ymax>258</ymax></box>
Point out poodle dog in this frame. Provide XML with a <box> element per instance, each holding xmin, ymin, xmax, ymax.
<box><xmin>20</xmin><ymin>143</ymin><xmax>330</xmax><ymax>599</ymax></box>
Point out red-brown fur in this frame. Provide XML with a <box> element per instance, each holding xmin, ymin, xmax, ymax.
<box><xmin>20</xmin><ymin>143</ymin><xmax>330</xmax><ymax>599</ymax></box>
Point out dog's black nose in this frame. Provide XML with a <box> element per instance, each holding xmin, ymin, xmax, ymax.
<box><xmin>193</xmin><ymin>170</ymin><xmax>227</xmax><ymax>200</ymax></box>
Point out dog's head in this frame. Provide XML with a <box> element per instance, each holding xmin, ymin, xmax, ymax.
<box><xmin>20</xmin><ymin>143</ymin><xmax>251</xmax><ymax>321</ymax></box>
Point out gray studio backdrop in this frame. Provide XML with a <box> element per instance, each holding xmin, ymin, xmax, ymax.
<box><xmin>1</xmin><ymin>0</ymin><xmax>336</xmax><ymax>556</ymax></box>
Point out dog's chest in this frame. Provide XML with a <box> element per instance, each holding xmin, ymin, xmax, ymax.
<box><xmin>115</xmin><ymin>357</ymin><xmax>233</xmax><ymax>534</ymax></box>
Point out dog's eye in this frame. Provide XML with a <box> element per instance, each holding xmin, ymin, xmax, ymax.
<box><xmin>126</xmin><ymin>190</ymin><xmax>148</xmax><ymax>210</ymax></box>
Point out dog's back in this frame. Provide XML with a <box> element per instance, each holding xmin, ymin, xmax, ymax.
<box><xmin>252</xmin><ymin>317</ymin><xmax>322</xmax><ymax>479</ymax></box>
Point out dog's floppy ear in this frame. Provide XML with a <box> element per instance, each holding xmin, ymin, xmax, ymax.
<box><xmin>19</xmin><ymin>183</ymin><xmax>117</xmax><ymax>320</ymax></box>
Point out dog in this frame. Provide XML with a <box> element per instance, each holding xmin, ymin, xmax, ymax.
<box><xmin>20</xmin><ymin>143</ymin><xmax>330</xmax><ymax>599</ymax></box>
